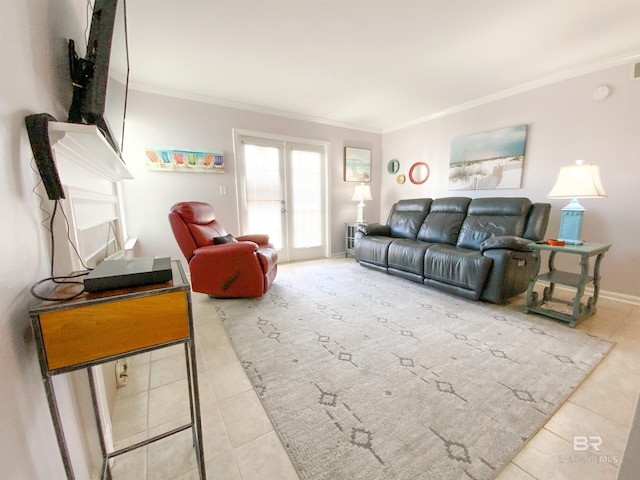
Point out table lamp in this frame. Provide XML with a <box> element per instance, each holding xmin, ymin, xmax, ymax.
<box><xmin>547</xmin><ymin>160</ymin><xmax>607</xmax><ymax>245</ymax></box>
<box><xmin>351</xmin><ymin>182</ymin><xmax>372</xmax><ymax>224</ymax></box>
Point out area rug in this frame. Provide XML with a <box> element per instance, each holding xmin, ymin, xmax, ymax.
<box><xmin>213</xmin><ymin>258</ymin><xmax>612</xmax><ymax>480</ymax></box>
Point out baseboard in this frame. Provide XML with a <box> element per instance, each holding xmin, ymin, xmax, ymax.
<box><xmin>593</xmin><ymin>289</ymin><xmax>640</xmax><ymax>306</ymax></box>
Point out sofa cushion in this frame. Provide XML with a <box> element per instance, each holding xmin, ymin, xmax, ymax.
<box><xmin>355</xmin><ymin>236</ymin><xmax>395</xmax><ymax>267</ymax></box>
<box><xmin>388</xmin><ymin>239</ymin><xmax>433</xmax><ymax>276</ymax></box>
<box><xmin>523</xmin><ymin>203</ymin><xmax>551</xmax><ymax>241</ymax></box>
<box><xmin>357</xmin><ymin>223</ymin><xmax>391</xmax><ymax>237</ymax></box>
<box><xmin>172</xmin><ymin>201</ymin><xmax>216</xmax><ymax>224</ymax></box>
<box><xmin>457</xmin><ymin>197</ymin><xmax>532</xmax><ymax>250</ymax></box>
<box><xmin>417</xmin><ymin>197</ymin><xmax>471</xmax><ymax>244</ymax></box>
<box><xmin>424</xmin><ymin>244</ymin><xmax>491</xmax><ymax>293</ymax></box>
<box><xmin>387</xmin><ymin>199</ymin><xmax>432</xmax><ymax>239</ymax></box>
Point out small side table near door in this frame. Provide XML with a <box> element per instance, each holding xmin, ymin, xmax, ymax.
<box><xmin>345</xmin><ymin>223</ymin><xmax>358</xmax><ymax>257</ymax></box>
<box><xmin>525</xmin><ymin>242</ymin><xmax>610</xmax><ymax>327</ymax></box>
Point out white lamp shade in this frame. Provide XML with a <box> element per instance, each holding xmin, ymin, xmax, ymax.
<box><xmin>548</xmin><ymin>161</ymin><xmax>607</xmax><ymax>199</ymax></box>
<box><xmin>351</xmin><ymin>183</ymin><xmax>373</xmax><ymax>202</ymax></box>
<box><xmin>548</xmin><ymin>160</ymin><xmax>607</xmax><ymax>245</ymax></box>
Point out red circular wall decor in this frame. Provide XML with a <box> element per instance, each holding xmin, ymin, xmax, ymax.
<box><xmin>409</xmin><ymin>162</ymin><xmax>429</xmax><ymax>185</ymax></box>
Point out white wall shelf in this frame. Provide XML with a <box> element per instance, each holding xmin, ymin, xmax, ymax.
<box><xmin>45</xmin><ymin>121</ymin><xmax>133</xmax><ymax>275</ymax></box>
<box><xmin>48</xmin><ymin>121</ymin><xmax>133</xmax><ymax>182</ymax></box>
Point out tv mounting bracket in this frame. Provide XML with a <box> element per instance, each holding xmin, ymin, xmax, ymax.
<box><xmin>67</xmin><ymin>38</ymin><xmax>96</xmax><ymax>124</ymax></box>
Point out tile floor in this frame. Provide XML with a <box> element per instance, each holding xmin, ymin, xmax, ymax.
<box><xmin>108</xmin><ymin>269</ymin><xmax>640</xmax><ymax>480</ymax></box>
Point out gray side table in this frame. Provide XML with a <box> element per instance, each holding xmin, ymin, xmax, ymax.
<box><xmin>524</xmin><ymin>242</ymin><xmax>610</xmax><ymax>327</ymax></box>
<box><xmin>345</xmin><ymin>223</ymin><xmax>358</xmax><ymax>257</ymax></box>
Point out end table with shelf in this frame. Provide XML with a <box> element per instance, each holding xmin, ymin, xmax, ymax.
<box><xmin>345</xmin><ymin>223</ymin><xmax>359</xmax><ymax>257</ymax></box>
<box><xmin>524</xmin><ymin>242</ymin><xmax>610</xmax><ymax>328</ymax></box>
<box><xmin>29</xmin><ymin>260</ymin><xmax>205</xmax><ymax>479</ymax></box>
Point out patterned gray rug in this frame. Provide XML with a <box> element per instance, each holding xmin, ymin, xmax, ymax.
<box><xmin>213</xmin><ymin>258</ymin><xmax>612</xmax><ymax>480</ymax></box>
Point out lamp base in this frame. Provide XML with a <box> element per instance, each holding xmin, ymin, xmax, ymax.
<box><xmin>355</xmin><ymin>202</ymin><xmax>366</xmax><ymax>224</ymax></box>
<box><xmin>557</xmin><ymin>198</ymin><xmax>585</xmax><ymax>245</ymax></box>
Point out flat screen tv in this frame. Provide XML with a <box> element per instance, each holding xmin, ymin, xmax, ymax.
<box><xmin>71</xmin><ymin>0</ymin><xmax>129</xmax><ymax>158</ymax></box>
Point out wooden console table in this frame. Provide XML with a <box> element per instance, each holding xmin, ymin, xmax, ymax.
<box><xmin>29</xmin><ymin>260</ymin><xmax>206</xmax><ymax>479</ymax></box>
<box><xmin>524</xmin><ymin>242</ymin><xmax>610</xmax><ymax>327</ymax></box>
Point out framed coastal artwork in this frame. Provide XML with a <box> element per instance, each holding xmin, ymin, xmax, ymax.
<box><xmin>449</xmin><ymin>124</ymin><xmax>527</xmax><ymax>190</ymax></box>
<box><xmin>145</xmin><ymin>147</ymin><xmax>224</xmax><ymax>173</ymax></box>
<box><xmin>344</xmin><ymin>146</ymin><xmax>371</xmax><ymax>182</ymax></box>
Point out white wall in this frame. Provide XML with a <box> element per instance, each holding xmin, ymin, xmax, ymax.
<box><xmin>123</xmin><ymin>64</ymin><xmax>639</xmax><ymax>300</ymax></box>
<box><xmin>381</xmin><ymin>63</ymin><xmax>640</xmax><ymax>299</ymax></box>
<box><xmin>121</xmin><ymin>90</ymin><xmax>381</xmax><ymax>266</ymax></box>
<box><xmin>1</xmin><ymin>0</ymin><xmax>99</xmax><ymax>478</ymax></box>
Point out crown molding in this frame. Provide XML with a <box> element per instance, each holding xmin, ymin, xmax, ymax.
<box><xmin>383</xmin><ymin>53</ymin><xmax>640</xmax><ymax>134</ymax></box>
<box><xmin>128</xmin><ymin>81</ymin><xmax>382</xmax><ymax>134</ymax></box>
<box><xmin>128</xmin><ymin>52</ymin><xmax>640</xmax><ymax>137</ymax></box>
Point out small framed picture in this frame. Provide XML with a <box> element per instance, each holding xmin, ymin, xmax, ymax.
<box><xmin>344</xmin><ymin>146</ymin><xmax>371</xmax><ymax>182</ymax></box>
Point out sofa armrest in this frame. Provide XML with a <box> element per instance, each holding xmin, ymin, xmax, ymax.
<box><xmin>357</xmin><ymin>223</ymin><xmax>391</xmax><ymax>237</ymax></box>
<box><xmin>193</xmin><ymin>242</ymin><xmax>258</xmax><ymax>260</ymax></box>
<box><xmin>480</xmin><ymin>235</ymin><xmax>533</xmax><ymax>253</ymax></box>
<box><xmin>237</xmin><ymin>233</ymin><xmax>270</xmax><ymax>245</ymax></box>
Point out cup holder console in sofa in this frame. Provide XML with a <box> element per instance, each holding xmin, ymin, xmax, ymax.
<box><xmin>355</xmin><ymin>197</ymin><xmax>550</xmax><ymax>304</ymax></box>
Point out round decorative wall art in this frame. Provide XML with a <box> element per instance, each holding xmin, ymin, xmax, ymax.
<box><xmin>396</xmin><ymin>174</ymin><xmax>406</xmax><ymax>184</ymax></box>
<box><xmin>387</xmin><ymin>159</ymin><xmax>400</xmax><ymax>174</ymax></box>
<box><xmin>409</xmin><ymin>162</ymin><xmax>429</xmax><ymax>185</ymax></box>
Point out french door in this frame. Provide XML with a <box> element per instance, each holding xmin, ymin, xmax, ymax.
<box><xmin>234</xmin><ymin>131</ymin><xmax>329</xmax><ymax>262</ymax></box>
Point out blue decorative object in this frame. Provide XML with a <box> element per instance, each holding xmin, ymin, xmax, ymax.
<box><xmin>557</xmin><ymin>199</ymin><xmax>585</xmax><ymax>245</ymax></box>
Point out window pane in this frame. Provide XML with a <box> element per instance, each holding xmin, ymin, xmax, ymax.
<box><xmin>291</xmin><ymin>149</ymin><xmax>322</xmax><ymax>248</ymax></box>
<box><xmin>244</xmin><ymin>144</ymin><xmax>282</xmax><ymax>249</ymax></box>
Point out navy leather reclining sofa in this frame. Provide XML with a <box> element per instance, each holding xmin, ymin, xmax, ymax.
<box><xmin>355</xmin><ymin>197</ymin><xmax>551</xmax><ymax>304</ymax></box>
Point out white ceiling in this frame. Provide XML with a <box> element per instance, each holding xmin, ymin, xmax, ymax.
<box><xmin>125</xmin><ymin>1</ymin><xmax>640</xmax><ymax>133</ymax></box>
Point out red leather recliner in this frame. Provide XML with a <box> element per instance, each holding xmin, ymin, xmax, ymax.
<box><xmin>169</xmin><ymin>201</ymin><xmax>277</xmax><ymax>298</ymax></box>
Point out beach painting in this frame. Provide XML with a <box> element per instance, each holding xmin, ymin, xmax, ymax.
<box><xmin>449</xmin><ymin>124</ymin><xmax>527</xmax><ymax>190</ymax></box>
<box><xmin>145</xmin><ymin>147</ymin><xmax>224</xmax><ymax>173</ymax></box>
<box><xmin>344</xmin><ymin>146</ymin><xmax>371</xmax><ymax>182</ymax></box>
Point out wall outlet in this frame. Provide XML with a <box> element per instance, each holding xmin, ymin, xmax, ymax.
<box><xmin>115</xmin><ymin>359</ymin><xmax>129</xmax><ymax>388</ymax></box>
<box><xmin>219</xmin><ymin>185</ymin><xmax>227</xmax><ymax>195</ymax></box>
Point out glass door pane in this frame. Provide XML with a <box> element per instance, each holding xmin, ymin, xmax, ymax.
<box><xmin>289</xmin><ymin>147</ymin><xmax>324</xmax><ymax>257</ymax></box>
<box><xmin>237</xmin><ymin>132</ymin><xmax>327</xmax><ymax>263</ymax></box>
<box><xmin>243</xmin><ymin>143</ymin><xmax>284</xmax><ymax>250</ymax></box>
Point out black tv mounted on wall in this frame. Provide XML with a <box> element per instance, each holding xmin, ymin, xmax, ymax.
<box><xmin>68</xmin><ymin>0</ymin><xmax>130</xmax><ymax>158</ymax></box>
<box><xmin>26</xmin><ymin>0</ymin><xmax>129</xmax><ymax>201</ymax></box>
